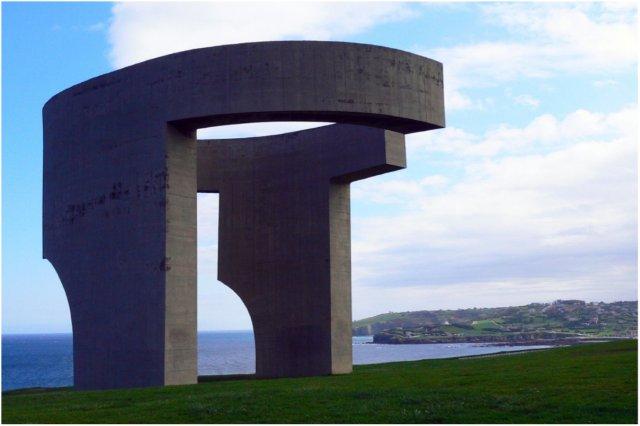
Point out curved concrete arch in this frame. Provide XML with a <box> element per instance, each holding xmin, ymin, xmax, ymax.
<box><xmin>43</xmin><ymin>41</ymin><xmax>445</xmax><ymax>390</ymax></box>
<box><xmin>44</xmin><ymin>41</ymin><xmax>444</xmax><ymax>133</ymax></box>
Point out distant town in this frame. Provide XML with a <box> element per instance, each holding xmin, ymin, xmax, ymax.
<box><xmin>353</xmin><ymin>300</ymin><xmax>638</xmax><ymax>345</ymax></box>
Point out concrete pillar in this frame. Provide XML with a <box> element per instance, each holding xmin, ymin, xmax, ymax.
<box><xmin>198</xmin><ymin>124</ymin><xmax>405</xmax><ymax>377</ymax></box>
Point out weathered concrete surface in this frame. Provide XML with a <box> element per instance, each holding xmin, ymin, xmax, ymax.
<box><xmin>42</xmin><ymin>41</ymin><xmax>445</xmax><ymax>390</ymax></box>
<box><xmin>198</xmin><ymin>124</ymin><xmax>405</xmax><ymax>377</ymax></box>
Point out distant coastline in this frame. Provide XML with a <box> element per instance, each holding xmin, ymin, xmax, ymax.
<box><xmin>354</xmin><ymin>299</ymin><xmax>637</xmax><ymax>345</ymax></box>
<box><xmin>372</xmin><ymin>334</ymin><xmax>632</xmax><ymax>346</ymax></box>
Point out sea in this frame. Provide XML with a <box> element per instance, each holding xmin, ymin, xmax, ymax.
<box><xmin>2</xmin><ymin>332</ymin><xmax>550</xmax><ymax>391</ymax></box>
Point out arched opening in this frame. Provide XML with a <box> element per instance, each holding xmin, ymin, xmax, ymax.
<box><xmin>197</xmin><ymin>192</ymin><xmax>255</xmax><ymax>377</ymax></box>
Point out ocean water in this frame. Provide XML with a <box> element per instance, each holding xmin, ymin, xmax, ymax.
<box><xmin>2</xmin><ymin>332</ymin><xmax>549</xmax><ymax>391</ymax></box>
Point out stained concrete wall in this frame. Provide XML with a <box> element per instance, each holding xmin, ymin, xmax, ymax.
<box><xmin>198</xmin><ymin>124</ymin><xmax>405</xmax><ymax>377</ymax></box>
<box><xmin>43</xmin><ymin>41</ymin><xmax>445</xmax><ymax>390</ymax></box>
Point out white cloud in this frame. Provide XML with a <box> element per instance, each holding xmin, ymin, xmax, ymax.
<box><xmin>108</xmin><ymin>2</ymin><xmax>415</xmax><ymax>68</ymax></box>
<box><xmin>353</xmin><ymin>175</ymin><xmax>449</xmax><ymax>205</ymax></box>
<box><xmin>350</xmin><ymin>105</ymin><xmax>637</xmax><ymax>315</ymax></box>
<box><xmin>512</xmin><ymin>94</ymin><xmax>540</xmax><ymax>108</ymax></box>
<box><xmin>425</xmin><ymin>3</ymin><xmax>637</xmax><ymax>110</ymax></box>
<box><xmin>486</xmin><ymin>2</ymin><xmax>636</xmax><ymax>51</ymax></box>
<box><xmin>410</xmin><ymin>105</ymin><xmax>637</xmax><ymax>157</ymax></box>
<box><xmin>87</xmin><ymin>22</ymin><xmax>106</xmax><ymax>32</ymax></box>
<box><xmin>593</xmin><ymin>79</ymin><xmax>620</xmax><ymax>88</ymax></box>
<box><xmin>481</xmin><ymin>2</ymin><xmax>637</xmax><ymax>72</ymax></box>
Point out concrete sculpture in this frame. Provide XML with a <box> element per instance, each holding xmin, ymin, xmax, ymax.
<box><xmin>43</xmin><ymin>41</ymin><xmax>445</xmax><ymax>390</ymax></box>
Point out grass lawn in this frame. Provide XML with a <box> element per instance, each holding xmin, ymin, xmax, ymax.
<box><xmin>2</xmin><ymin>341</ymin><xmax>637</xmax><ymax>423</ymax></box>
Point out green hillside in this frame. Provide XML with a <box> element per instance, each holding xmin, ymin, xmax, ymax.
<box><xmin>2</xmin><ymin>341</ymin><xmax>637</xmax><ymax>423</ymax></box>
<box><xmin>353</xmin><ymin>300</ymin><xmax>637</xmax><ymax>344</ymax></box>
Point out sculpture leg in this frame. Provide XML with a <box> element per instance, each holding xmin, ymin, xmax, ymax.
<box><xmin>329</xmin><ymin>182</ymin><xmax>353</xmax><ymax>374</ymax></box>
<box><xmin>44</xmin><ymin>124</ymin><xmax>198</xmax><ymax>389</ymax></box>
<box><xmin>198</xmin><ymin>125</ymin><xmax>405</xmax><ymax>379</ymax></box>
<box><xmin>163</xmin><ymin>125</ymin><xmax>198</xmax><ymax>386</ymax></box>
<box><xmin>217</xmin><ymin>181</ymin><xmax>350</xmax><ymax>377</ymax></box>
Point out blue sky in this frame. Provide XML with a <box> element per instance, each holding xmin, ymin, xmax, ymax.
<box><xmin>2</xmin><ymin>2</ymin><xmax>637</xmax><ymax>333</ymax></box>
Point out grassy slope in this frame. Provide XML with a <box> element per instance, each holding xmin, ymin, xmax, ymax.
<box><xmin>2</xmin><ymin>341</ymin><xmax>637</xmax><ymax>424</ymax></box>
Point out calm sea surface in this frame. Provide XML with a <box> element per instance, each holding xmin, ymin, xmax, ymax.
<box><xmin>2</xmin><ymin>332</ymin><xmax>549</xmax><ymax>391</ymax></box>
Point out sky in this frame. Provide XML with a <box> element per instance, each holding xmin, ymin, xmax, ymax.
<box><xmin>2</xmin><ymin>1</ymin><xmax>637</xmax><ymax>333</ymax></box>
